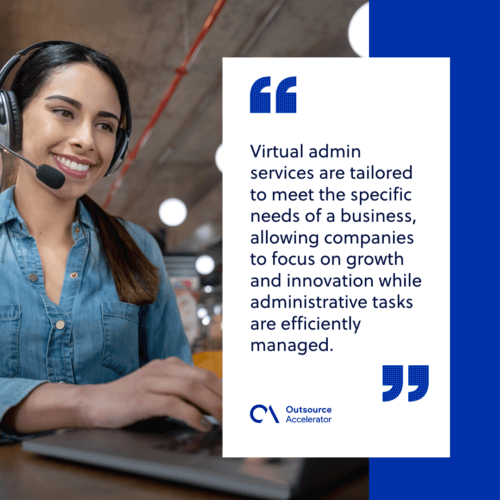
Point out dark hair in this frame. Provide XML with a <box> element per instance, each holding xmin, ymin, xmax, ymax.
<box><xmin>11</xmin><ymin>43</ymin><xmax>159</xmax><ymax>305</ymax></box>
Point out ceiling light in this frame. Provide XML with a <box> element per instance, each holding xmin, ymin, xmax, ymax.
<box><xmin>348</xmin><ymin>2</ymin><xmax>369</xmax><ymax>57</ymax></box>
<box><xmin>215</xmin><ymin>143</ymin><xmax>224</xmax><ymax>172</ymax></box>
<box><xmin>204</xmin><ymin>285</ymin><xmax>213</xmax><ymax>293</ymax></box>
<box><xmin>196</xmin><ymin>255</ymin><xmax>215</xmax><ymax>275</ymax></box>
<box><xmin>197</xmin><ymin>307</ymin><xmax>208</xmax><ymax>319</ymax></box>
<box><xmin>159</xmin><ymin>198</ymin><xmax>187</xmax><ymax>226</ymax></box>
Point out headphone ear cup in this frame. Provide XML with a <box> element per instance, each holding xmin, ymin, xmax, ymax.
<box><xmin>5</xmin><ymin>91</ymin><xmax>22</xmax><ymax>151</ymax></box>
<box><xmin>106</xmin><ymin>127</ymin><xmax>127</xmax><ymax>176</ymax></box>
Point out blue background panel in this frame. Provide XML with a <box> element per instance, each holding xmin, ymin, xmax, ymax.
<box><xmin>370</xmin><ymin>1</ymin><xmax>499</xmax><ymax>498</ymax></box>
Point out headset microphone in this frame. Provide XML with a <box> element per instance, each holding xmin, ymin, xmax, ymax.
<box><xmin>0</xmin><ymin>143</ymin><xmax>65</xmax><ymax>189</ymax></box>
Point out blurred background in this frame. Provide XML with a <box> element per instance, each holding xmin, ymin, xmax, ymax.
<box><xmin>0</xmin><ymin>0</ymin><xmax>368</xmax><ymax>356</ymax></box>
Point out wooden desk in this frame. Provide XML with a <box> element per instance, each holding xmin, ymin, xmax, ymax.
<box><xmin>0</xmin><ymin>444</ymin><xmax>368</xmax><ymax>500</ymax></box>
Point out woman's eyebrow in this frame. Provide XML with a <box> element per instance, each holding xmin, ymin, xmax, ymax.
<box><xmin>45</xmin><ymin>94</ymin><xmax>81</xmax><ymax>109</ymax></box>
<box><xmin>97</xmin><ymin>111</ymin><xmax>119</xmax><ymax>122</ymax></box>
<box><xmin>45</xmin><ymin>95</ymin><xmax>119</xmax><ymax>122</ymax></box>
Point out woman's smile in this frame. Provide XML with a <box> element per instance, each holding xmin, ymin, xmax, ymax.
<box><xmin>51</xmin><ymin>153</ymin><xmax>98</xmax><ymax>179</ymax></box>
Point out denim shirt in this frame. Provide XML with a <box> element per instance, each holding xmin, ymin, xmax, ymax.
<box><xmin>0</xmin><ymin>186</ymin><xmax>191</xmax><ymax>444</ymax></box>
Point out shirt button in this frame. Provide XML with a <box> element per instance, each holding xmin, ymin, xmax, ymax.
<box><xmin>29</xmin><ymin>273</ymin><xmax>38</xmax><ymax>282</ymax></box>
<box><xmin>56</xmin><ymin>320</ymin><xmax>65</xmax><ymax>330</ymax></box>
<box><xmin>70</xmin><ymin>272</ymin><xmax>78</xmax><ymax>279</ymax></box>
<box><xmin>75</xmin><ymin>227</ymin><xmax>80</xmax><ymax>234</ymax></box>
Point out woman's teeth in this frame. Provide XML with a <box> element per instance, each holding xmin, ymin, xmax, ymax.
<box><xmin>54</xmin><ymin>154</ymin><xmax>91</xmax><ymax>172</ymax></box>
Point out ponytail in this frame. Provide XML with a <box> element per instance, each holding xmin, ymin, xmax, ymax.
<box><xmin>80</xmin><ymin>195</ymin><xmax>160</xmax><ymax>306</ymax></box>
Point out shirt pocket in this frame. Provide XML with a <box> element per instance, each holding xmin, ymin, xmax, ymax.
<box><xmin>101</xmin><ymin>302</ymin><xmax>140</xmax><ymax>377</ymax></box>
<box><xmin>0</xmin><ymin>304</ymin><xmax>21</xmax><ymax>378</ymax></box>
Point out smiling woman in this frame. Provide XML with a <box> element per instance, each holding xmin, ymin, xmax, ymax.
<box><xmin>0</xmin><ymin>42</ymin><xmax>222</xmax><ymax>444</ymax></box>
<box><xmin>18</xmin><ymin>63</ymin><xmax>121</xmax><ymax>197</ymax></box>
<box><xmin>8</xmin><ymin>44</ymin><xmax>155</xmax><ymax>305</ymax></box>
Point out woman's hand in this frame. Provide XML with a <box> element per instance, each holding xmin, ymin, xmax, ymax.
<box><xmin>83</xmin><ymin>357</ymin><xmax>222</xmax><ymax>432</ymax></box>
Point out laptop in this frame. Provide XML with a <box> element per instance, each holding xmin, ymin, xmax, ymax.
<box><xmin>22</xmin><ymin>418</ymin><xmax>367</xmax><ymax>499</ymax></box>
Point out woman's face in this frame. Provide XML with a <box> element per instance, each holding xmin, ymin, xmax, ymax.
<box><xmin>19</xmin><ymin>62</ymin><xmax>122</xmax><ymax>199</ymax></box>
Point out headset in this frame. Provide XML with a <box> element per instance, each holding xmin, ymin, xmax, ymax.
<box><xmin>0</xmin><ymin>40</ymin><xmax>131</xmax><ymax>177</ymax></box>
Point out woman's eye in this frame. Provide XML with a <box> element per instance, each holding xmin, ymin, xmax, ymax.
<box><xmin>54</xmin><ymin>108</ymin><xmax>73</xmax><ymax>119</ymax></box>
<box><xmin>99</xmin><ymin>123</ymin><xmax>115</xmax><ymax>133</ymax></box>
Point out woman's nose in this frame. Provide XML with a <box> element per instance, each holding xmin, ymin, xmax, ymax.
<box><xmin>71</xmin><ymin>121</ymin><xmax>95</xmax><ymax>151</ymax></box>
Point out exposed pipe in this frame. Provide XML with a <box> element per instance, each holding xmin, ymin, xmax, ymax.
<box><xmin>116</xmin><ymin>0</ymin><xmax>291</xmax><ymax>219</ymax></box>
<box><xmin>102</xmin><ymin>0</ymin><xmax>227</xmax><ymax>209</ymax></box>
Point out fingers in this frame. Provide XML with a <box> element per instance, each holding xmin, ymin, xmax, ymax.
<box><xmin>147</xmin><ymin>357</ymin><xmax>223</xmax><ymax>399</ymax></box>
<box><xmin>144</xmin><ymin>375</ymin><xmax>223</xmax><ymax>425</ymax></box>
<box><xmin>118</xmin><ymin>357</ymin><xmax>223</xmax><ymax>432</ymax></box>
<box><xmin>143</xmin><ymin>391</ymin><xmax>216</xmax><ymax>432</ymax></box>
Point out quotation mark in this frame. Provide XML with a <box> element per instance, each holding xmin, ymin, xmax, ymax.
<box><xmin>382</xmin><ymin>365</ymin><xmax>429</xmax><ymax>402</ymax></box>
<box><xmin>250</xmin><ymin>76</ymin><xmax>297</xmax><ymax>113</ymax></box>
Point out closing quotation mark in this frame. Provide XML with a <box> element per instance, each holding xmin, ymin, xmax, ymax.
<box><xmin>382</xmin><ymin>365</ymin><xmax>429</xmax><ymax>402</ymax></box>
<box><xmin>408</xmin><ymin>365</ymin><xmax>429</xmax><ymax>402</ymax></box>
<box><xmin>382</xmin><ymin>365</ymin><xmax>403</xmax><ymax>402</ymax></box>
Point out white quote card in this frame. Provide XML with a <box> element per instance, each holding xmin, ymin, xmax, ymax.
<box><xmin>223</xmin><ymin>58</ymin><xmax>449</xmax><ymax>458</ymax></box>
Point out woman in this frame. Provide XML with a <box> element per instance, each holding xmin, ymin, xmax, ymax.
<box><xmin>0</xmin><ymin>42</ymin><xmax>221</xmax><ymax>444</ymax></box>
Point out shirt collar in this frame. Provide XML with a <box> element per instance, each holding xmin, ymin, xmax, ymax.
<box><xmin>0</xmin><ymin>186</ymin><xmax>95</xmax><ymax>230</ymax></box>
<box><xmin>77</xmin><ymin>197</ymin><xmax>95</xmax><ymax>229</ymax></box>
<box><xmin>0</xmin><ymin>186</ymin><xmax>20</xmax><ymax>227</ymax></box>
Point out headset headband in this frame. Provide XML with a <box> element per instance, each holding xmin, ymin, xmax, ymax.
<box><xmin>0</xmin><ymin>41</ymin><xmax>89</xmax><ymax>88</ymax></box>
<box><xmin>0</xmin><ymin>41</ymin><xmax>131</xmax><ymax>138</ymax></box>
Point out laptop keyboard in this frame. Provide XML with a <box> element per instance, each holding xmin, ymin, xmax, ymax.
<box><xmin>152</xmin><ymin>426</ymin><xmax>226</xmax><ymax>457</ymax></box>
